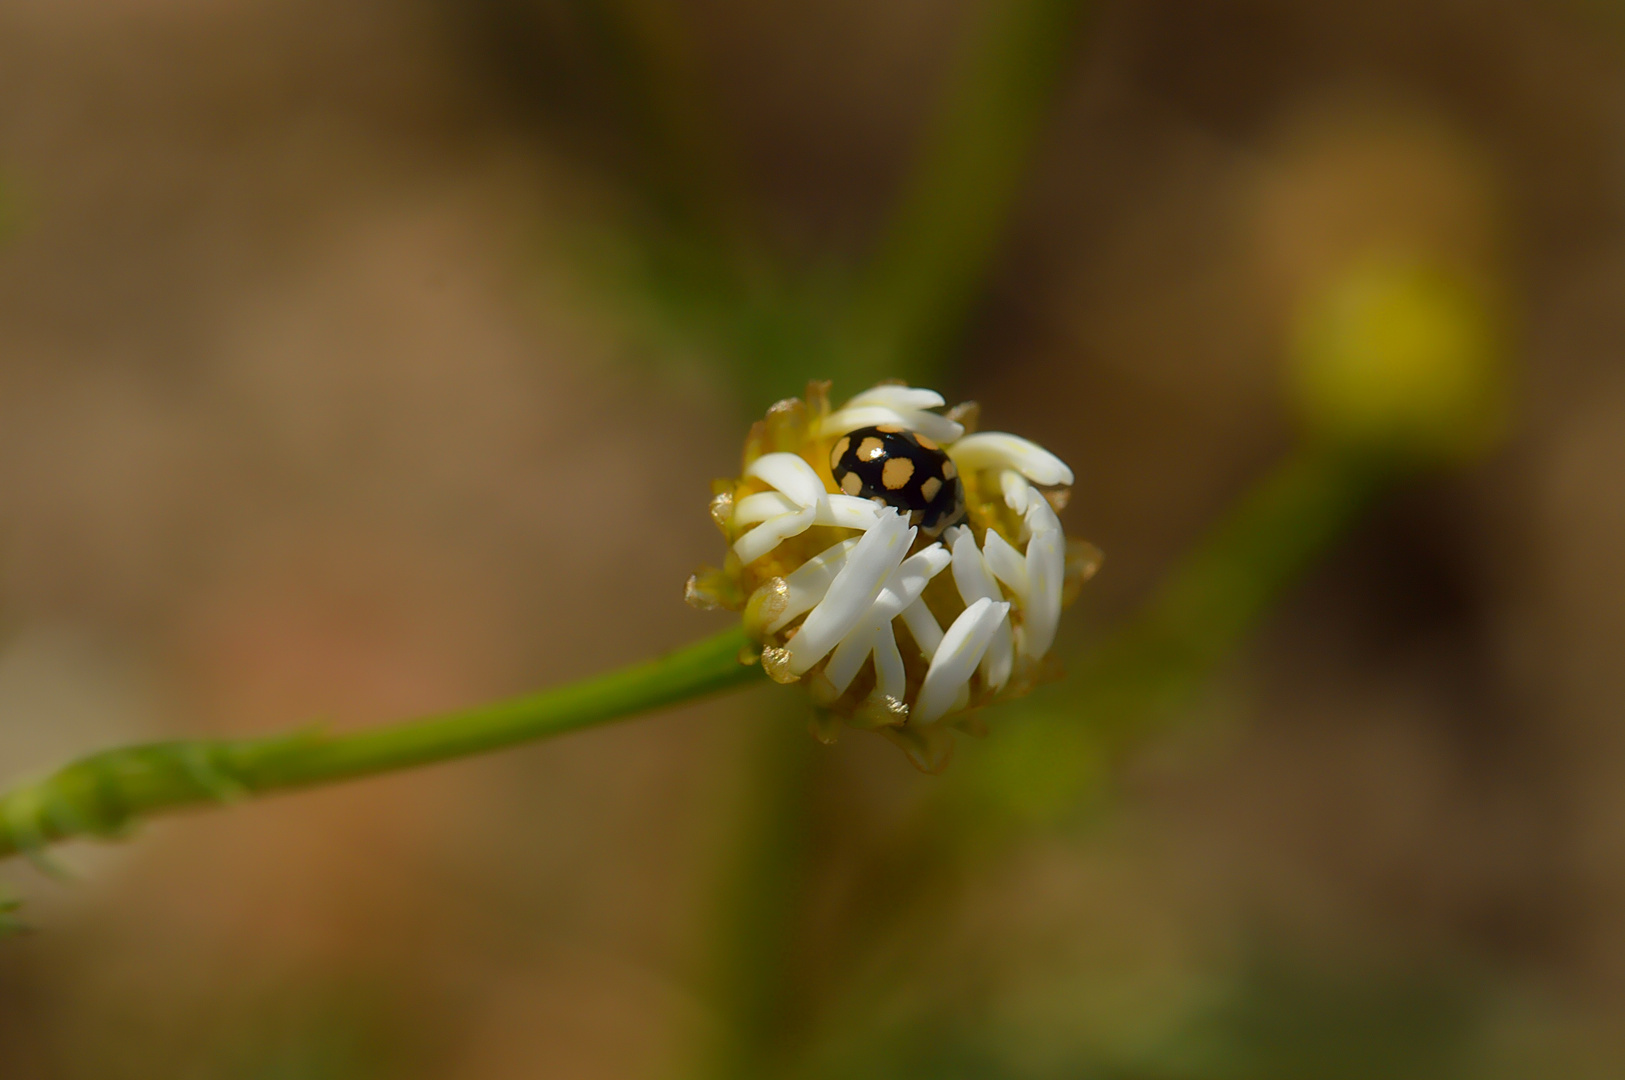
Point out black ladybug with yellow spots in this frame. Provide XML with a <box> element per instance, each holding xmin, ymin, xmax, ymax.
<box><xmin>829</xmin><ymin>424</ymin><xmax>966</xmax><ymax>537</ymax></box>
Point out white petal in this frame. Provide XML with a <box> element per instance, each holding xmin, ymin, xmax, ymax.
<box><xmin>734</xmin><ymin>491</ymin><xmax>797</xmax><ymax>526</ymax></box>
<box><xmin>900</xmin><ymin>410</ymin><xmax>965</xmax><ymax>445</ymax></box>
<box><xmin>914</xmin><ymin>598</ymin><xmax>1010</xmax><ymax>725</ymax></box>
<box><xmin>900</xmin><ymin>599</ymin><xmax>944</xmax><ymax>659</ymax></box>
<box><xmin>872</xmin><ymin>621</ymin><xmax>907</xmax><ymax>702</ymax></box>
<box><xmin>843</xmin><ymin>385</ymin><xmax>946</xmax><ymax>412</ymax></box>
<box><xmin>879</xmin><ymin>544</ymin><xmax>952</xmax><ymax>616</ymax></box>
<box><xmin>1022</xmin><ymin>496</ymin><xmax>1066</xmax><ymax>660</ymax></box>
<box><xmin>768</xmin><ymin>537</ymin><xmax>860</xmax><ymax>633</ymax></box>
<box><xmin>824</xmin><ymin>617</ymin><xmax>879</xmax><ymax>694</ymax></box>
<box><xmin>821</xmin><ymin>404</ymin><xmax>901</xmax><ymax>434</ymax></box>
<box><xmin>733</xmin><ymin>503</ymin><xmax>815</xmax><ymax>564</ymax></box>
<box><xmin>816</xmin><ymin>494</ymin><xmax>883</xmax><ymax>530</ymax></box>
<box><xmin>949</xmin><ymin>527</ymin><xmax>1002</xmax><ymax>606</ymax></box>
<box><xmin>875</xmin><ymin>549</ymin><xmax>951</xmax><ymax>668</ymax></box>
<box><xmin>981</xmin><ymin>530</ymin><xmax>1030</xmax><ymax>600</ymax></box>
<box><xmin>733</xmin><ymin>453</ymin><xmax>834</xmax><ymax>563</ymax></box>
<box><xmin>948</xmin><ymin>528</ymin><xmax>1014</xmax><ymax>693</ymax></box>
<box><xmin>948</xmin><ymin>432</ymin><xmax>1073</xmax><ymax>486</ymax></box>
<box><xmin>1000</xmin><ymin>469</ymin><xmax>1033</xmax><ymax>514</ymax></box>
<box><xmin>982</xmin><ymin>620</ymin><xmax>1014</xmax><ymax>693</ymax></box>
<box><xmin>822</xmin><ymin>405</ymin><xmax>965</xmax><ymax>445</ymax></box>
<box><xmin>745</xmin><ymin>452</ymin><xmax>829</xmax><ymax>509</ymax></box>
<box><xmin>787</xmin><ymin>509</ymin><xmax>914</xmax><ymax>673</ymax></box>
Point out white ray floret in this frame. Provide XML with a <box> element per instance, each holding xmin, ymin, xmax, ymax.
<box><xmin>824</xmin><ymin>544</ymin><xmax>951</xmax><ymax>697</ymax></box>
<box><xmin>732</xmin><ymin>453</ymin><xmax>826</xmax><ymax>564</ymax></box>
<box><xmin>734</xmin><ymin>510</ymin><xmax>813</xmax><ymax>566</ymax></box>
<box><xmin>913</xmin><ymin>597</ymin><xmax>1011</xmax><ymax>725</ymax></box>
<box><xmin>845</xmin><ymin>385</ymin><xmax>947</xmax><ymax>412</ymax></box>
<box><xmin>899</xmin><ymin>599</ymin><xmax>944</xmax><ymax>660</ymax></box>
<box><xmin>746</xmin><ymin>451</ymin><xmax>827</xmax><ymax>508</ymax></box>
<box><xmin>733</xmin><ymin>490</ymin><xmax>798</xmax><ymax>525</ymax></box>
<box><xmin>1000</xmin><ymin>468</ymin><xmax>1034</xmax><ymax>514</ymax></box>
<box><xmin>819</xmin><ymin>495</ymin><xmax>885</xmax><ymax>531</ymax></box>
<box><xmin>735</xmin><ymin>490</ymin><xmax>883</xmax><ymax>532</ymax></box>
<box><xmin>765</xmin><ymin>537</ymin><xmax>861</xmax><ymax>634</ymax></box>
<box><xmin>948</xmin><ymin>432</ymin><xmax>1074</xmax><ymax>488</ymax></box>
<box><xmin>980</xmin><ymin>528</ymin><xmax>1029</xmax><ymax>599</ymax></box>
<box><xmin>1020</xmin><ymin>489</ymin><xmax>1066</xmax><ymax>661</ymax></box>
<box><xmin>733</xmin><ymin>451</ymin><xmax>886</xmax><ymax>564</ymax></box>
<box><xmin>871</xmin><ymin>622</ymin><xmax>908</xmax><ymax>702</ymax></box>
<box><xmin>947</xmin><ymin>526</ymin><xmax>1014</xmax><ymax>693</ymax></box>
<box><xmin>822</xmin><ymin>384</ymin><xmax>965</xmax><ymax>445</ymax></box>
<box><xmin>787</xmin><ymin>509</ymin><xmax>915</xmax><ymax>674</ymax></box>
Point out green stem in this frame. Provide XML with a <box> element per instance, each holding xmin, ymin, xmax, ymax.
<box><xmin>848</xmin><ymin>0</ymin><xmax>1095</xmax><ymax>381</ymax></box>
<box><xmin>683</xmin><ymin>713</ymin><xmax>817</xmax><ymax>1080</ymax></box>
<box><xmin>0</xmin><ymin>625</ymin><xmax>763</xmax><ymax>864</ymax></box>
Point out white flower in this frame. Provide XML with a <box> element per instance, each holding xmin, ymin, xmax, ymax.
<box><xmin>692</xmin><ymin>380</ymin><xmax>1098</xmax><ymax>766</ymax></box>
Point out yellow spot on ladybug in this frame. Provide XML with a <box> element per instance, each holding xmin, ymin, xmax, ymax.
<box><xmin>876</xmin><ymin>423</ymin><xmax>904</xmax><ymax>434</ymax></box>
<box><xmin>920</xmin><ymin>476</ymin><xmax>942</xmax><ymax>502</ymax></box>
<box><xmin>909</xmin><ymin>509</ymin><xmax>924</xmax><ymax>525</ymax></box>
<box><xmin>858</xmin><ymin>437</ymin><xmax>885</xmax><ymax>461</ymax></box>
<box><xmin>914</xmin><ymin>434</ymin><xmax>939</xmax><ymax>451</ymax></box>
<box><xmin>830</xmin><ymin>436</ymin><xmax>850</xmax><ymax>470</ymax></box>
<box><xmin>942</xmin><ymin>460</ymin><xmax>958</xmax><ymax>480</ymax></box>
<box><xmin>870</xmin><ymin>496</ymin><xmax>888</xmax><ymax>507</ymax></box>
<box><xmin>841</xmin><ymin>472</ymin><xmax>864</xmax><ymax>496</ymax></box>
<box><xmin>882</xmin><ymin>457</ymin><xmax>915</xmax><ymax>490</ymax></box>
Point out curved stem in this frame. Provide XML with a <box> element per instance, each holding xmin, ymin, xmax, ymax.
<box><xmin>0</xmin><ymin>625</ymin><xmax>763</xmax><ymax>864</ymax></box>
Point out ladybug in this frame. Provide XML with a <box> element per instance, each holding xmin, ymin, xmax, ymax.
<box><xmin>829</xmin><ymin>424</ymin><xmax>966</xmax><ymax>536</ymax></box>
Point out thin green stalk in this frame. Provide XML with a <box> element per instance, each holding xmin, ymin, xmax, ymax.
<box><xmin>848</xmin><ymin>0</ymin><xmax>1095</xmax><ymax>381</ymax></box>
<box><xmin>569</xmin><ymin>0</ymin><xmax>745</xmax><ymax>239</ymax></box>
<box><xmin>0</xmin><ymin>626</ymin><xmax>763</xmax><ymax>864</ymax></box>
<box><xmin>683</xmin><ymin>713</ymin><xmax>817</xmax><ymax>1080</ymax></box>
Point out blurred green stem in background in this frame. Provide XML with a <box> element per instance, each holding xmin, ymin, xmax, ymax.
<box><xmin>848</xmin><ymin>0</ymin><xmax>1094</xmax><ymax>384</ymax></box>
<box><xmin>962</xmin><ymin>443</ymin><xmax>1394</xmax><ymax>828</ymax></box>
<box><xmin>587</xmin><ymin>0</ymin><xmax>1096</xmax><ymax>406</ymax></box>
<box><xmin>0</xmin><ymin>626</ymin><xmax>762</xmax><ymax>867</ymax></box>
<box><xmin>569</xmin><ymin>0</ymin><xmax>746</xmax><ymax>237</ymax></box>
<box><xmin>686</xmin><ymin>714</ymin><xmax>819</xmax><ymax>1080</ymax></box>
<box><xmin>0</xmin><ymin>889</ymin><xmax>21</xmax><ymax>938</ymax></box>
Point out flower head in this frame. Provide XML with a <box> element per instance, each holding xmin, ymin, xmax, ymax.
<box><xmin>687</xmin><ymin>381</ymin><xmax>1100</xmax><ymax>770</ymax></box>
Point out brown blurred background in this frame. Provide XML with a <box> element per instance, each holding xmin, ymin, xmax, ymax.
<box><xmin>2</xmin><ymin>0</ymin><xmax>1624</xmax><ymax>1077</ymax></box>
